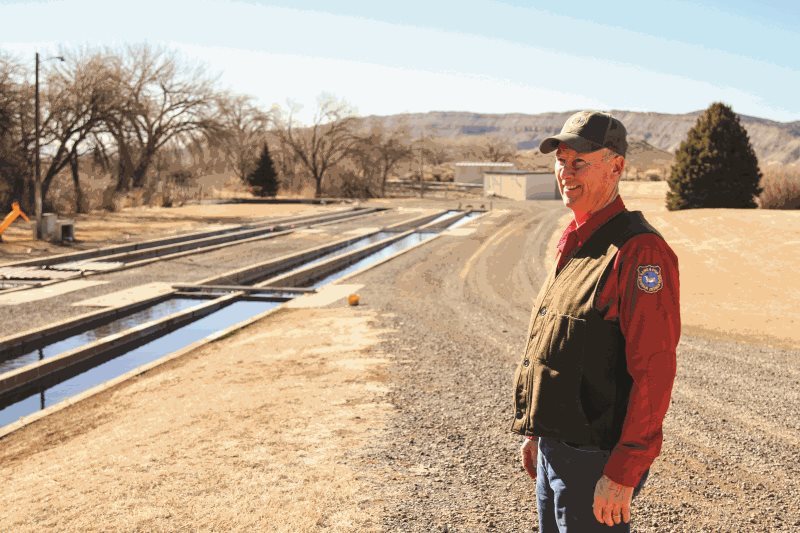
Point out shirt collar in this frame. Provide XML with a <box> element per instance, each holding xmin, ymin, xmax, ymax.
<box><xmin>557</xmin><ymin>195</ymin><xmax>626</xmax><ymax>254</ymax></box>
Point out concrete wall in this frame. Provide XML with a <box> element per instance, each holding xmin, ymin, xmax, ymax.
<box><xmin>454</xmin><ymin>163</ymin><xmax>514</xmax><ymax>184</ymax></box>
<box><xmin>483</xmin><ymin>172</ymin><xmax>558</xmax><ymax>201</ymax></box>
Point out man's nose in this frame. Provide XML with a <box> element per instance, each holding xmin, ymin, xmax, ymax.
<box><xmin>559</xmin><ymin>165</ymin><xmax>576</xmax><ymax>179</ymax></box>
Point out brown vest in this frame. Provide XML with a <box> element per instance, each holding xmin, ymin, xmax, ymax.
<box><xmin>510</xmin><ymin>210</ymin><xmax>661</xmax><ymax>449</ymax></box>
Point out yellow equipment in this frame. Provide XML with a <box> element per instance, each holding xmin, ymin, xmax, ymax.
<box><xmin>0</xmin><ymin>202</ymin><xmax>30</xmax><ymax>241</ymax></box>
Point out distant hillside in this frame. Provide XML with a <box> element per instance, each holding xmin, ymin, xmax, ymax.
<box><xmin>514</xmin><ymin>138</ymin><xmax>674</xmax><ymax>177</ymax></box>
<box><xmin>359</xmin><ymin>110</ymin><xmax>800</xmax><ymax>167</ymax></box>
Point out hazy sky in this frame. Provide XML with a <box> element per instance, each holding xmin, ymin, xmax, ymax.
<box><xmin>2</xmin><ymin>0</ymin><xmax>798</xmax><ymax>123</ymax></box>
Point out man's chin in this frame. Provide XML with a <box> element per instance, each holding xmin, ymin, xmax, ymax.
<box><xmin>564</xmin><ymin>201</ymin><xmax>590</xmax><ymax>221</ymax></box>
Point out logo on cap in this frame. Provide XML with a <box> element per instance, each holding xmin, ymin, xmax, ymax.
<box><xmin>566</xmin><ymin>113</ymin><xmax>588</xmax><ymax>131</ymax></box>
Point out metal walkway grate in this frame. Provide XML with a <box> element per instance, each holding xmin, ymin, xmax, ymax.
<box><xmin>49</xmin><ymin>261</ymin><xmax>125</xmax><ymax>272</ymax></box>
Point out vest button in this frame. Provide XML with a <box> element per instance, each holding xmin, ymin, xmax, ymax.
<box><xmin>523</xmin><ymin>359</ymin><xmax>530</xmax><ymax>367</ymax></box>
<box><xmin>515</xmin><ymin>410</ymin><xmax>524</xmax><ymax>419</ymax></box>
<box><xmin>539</xmin><ymin>307</ymin><xmax>547</xmax><ymax>316</ymax></box>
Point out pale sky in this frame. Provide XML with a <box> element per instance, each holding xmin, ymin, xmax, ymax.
<box><xmin>1</xmin><ymin>0</ymin><xmax>798</xmax><ymax>124</ymax></box>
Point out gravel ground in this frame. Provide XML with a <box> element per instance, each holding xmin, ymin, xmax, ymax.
<box><xmin>346</xmin><ymin>203</ymin><xmax>800</xmax><ymax>532</ymax></box>
<box><xmin>355</xmin><ymin>203</ymin><xmax>560</xmax><ymax>531</ymax></box>
<box><xmin>0</xmin><ymin>208</ymin><xmax>426</xmax><ymax>337</ymax></box>
<box><xmin>2</xmin><ymin>198</ymin><xmax>797</xmax><ymax>531</ymax></box>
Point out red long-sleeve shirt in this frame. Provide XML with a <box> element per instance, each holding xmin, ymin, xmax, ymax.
<box><xmin>552</xmin><ymin>195</ymin><xmax>680</xmax><ymax>487</ymax></box>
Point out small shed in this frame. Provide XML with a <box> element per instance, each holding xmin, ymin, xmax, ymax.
<box><xmin>454</xmin><ymin>162</ymin><xmax>515</xmax><ymax>184</ymax></box>
<box><xmin>484</xmin><ymin>170</ymin><xmax>559</xmax><ymax>201</ymax></box>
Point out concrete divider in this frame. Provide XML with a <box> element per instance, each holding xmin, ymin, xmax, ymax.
<box><xmin>92</xmin><ymin>227</ymin><xmax>293</xmax><ymax>265</ymax></box>
<box><xmin>382</xmin><ymin>210</ymin><xmax>449</xmax><ymax>232</ymax></box>
<box><xmin>0</xmin><ymin>294</ymin><xmax>238</xmax><ymax>398</ymax></box>
<box><xmin>258</xmin><ymin>230</ymin><xmax>415</xmax><ymax>288</ymax></box>
<box><xmin>193</xmin><ymin>229</ymin><xmax>385</xmax><ymax>287</ymax></box>
<box><xmin>172</xmin><ymin>284</ymin><xmax>315</xmax><ymax>294</ymax></box>
<box><xmin>418</xmin><ymin>211</ymin><xmax>467</xmax><ymax>231</ymax></box>
<box><xmin>0</xmin><ymin>293</ymin><xmax>173</xmax><ymax>360</ymax></box>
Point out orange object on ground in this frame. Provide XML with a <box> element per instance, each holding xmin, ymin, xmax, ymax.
<box><xmin>0</xmin><ymin>202</ymin><xmax>30</xmax><ymax>240</ymax></box>
<box><xmin>347</xmin><ymin>294</ymin><xmax>360</xmax><ymax>306</ymax></box>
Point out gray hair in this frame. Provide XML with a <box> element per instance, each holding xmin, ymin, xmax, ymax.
<box><xmin>602</xmin><ymin>148</ymin><xmax>623</xmax><ymax>162</ymax></box>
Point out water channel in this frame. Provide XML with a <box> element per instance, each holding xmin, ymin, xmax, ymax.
<box><xmin>0</xmin><ymin>211</ymin><xmax>482</xmax><ymax>428</ymax></box>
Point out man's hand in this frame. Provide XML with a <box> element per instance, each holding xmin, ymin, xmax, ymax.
<box><xmin>520</xmin><ymin>438</ymin><xmax>538</xmax><ymax>479</ymax></box>
<box><xmin>593</xmin><ymin>474</ymin><xmax>634</xmax><ymax>526</ymax></box>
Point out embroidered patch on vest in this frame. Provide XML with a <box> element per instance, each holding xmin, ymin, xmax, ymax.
<box><xmin>637</xmin><ymin>265</ymin><xmax>663</xmax><ymax>293</ymax></box>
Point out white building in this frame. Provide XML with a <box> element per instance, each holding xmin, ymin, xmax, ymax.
<box><xmin>484</xmin><ymin>170</ymin><xmax>559</xmax><ymax>201</ymax></box>
<box><xmin>454</xmin><ymin>162</ymin><xmax>515</xmax><ymax>184</ymax></box>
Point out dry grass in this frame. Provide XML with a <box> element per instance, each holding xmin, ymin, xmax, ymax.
<box><xmin>621</xmin><ymin>180</ymin><xmax>800</xmax><ymax>347</ymax></box>
<box><xmin>758</xmin><ymin>166</ymin><xmax>800</xmax><ymax>209</ymax></box>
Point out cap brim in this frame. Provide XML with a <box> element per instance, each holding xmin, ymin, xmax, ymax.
<box><xmin>539</xmin><ymin>133</ymin><xmax>604</xmax><ymax>154</ymax></box>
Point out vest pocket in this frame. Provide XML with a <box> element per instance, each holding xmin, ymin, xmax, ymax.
<box><xmin>541</xmin><ymin>313</ymin><xmax>587</xmax><ymax>371</ymax></box>
<box><xmin>527</xmin><ymin>313</ymin><xmax>592</xmax><ymax>442</ymax></box>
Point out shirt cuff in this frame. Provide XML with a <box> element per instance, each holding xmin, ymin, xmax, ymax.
<box><xmin>603</xmin><ymin>448</ymin><xmax>651</xmax><ymax>487</ymax></box>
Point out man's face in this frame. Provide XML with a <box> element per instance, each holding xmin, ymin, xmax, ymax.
<box><xmin>554</xmin><ymin>143</ymin><xmax>624</xmax><ymax>220</ymax></box>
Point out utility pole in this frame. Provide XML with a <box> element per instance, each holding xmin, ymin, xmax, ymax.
<box><xmin>34</xmin><ymin>52</ymin><xmax>41</xmax><ymax>238</ymax></box>
<box><xmin>417</xmin><ymin>132</ymin><xmax>424</xmax><ymax>199</ymax></box>
<box><xmin>33</xmin><ymin>52</ymin><xmax>65</xmax><ymax>239</ymax></box>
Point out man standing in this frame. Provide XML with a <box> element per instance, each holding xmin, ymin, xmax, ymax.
<box><xmin>511</xmin><ymin>111</ymin><xmax>680</xmax><ymax>531</ymax></box>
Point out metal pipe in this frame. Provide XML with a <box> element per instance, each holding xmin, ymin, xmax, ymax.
<box><xmin>34</xmin><ymin>52</ymin><xmax>40</xmax><ymax>237</ymax></box>
<box><xmin>172</xmin><ymin>284</ymin><xmax>315</xmax><ymax>294</ymax></box>
<box><xmin>32</xmin><ymin>53</ymin><xmax>64</xmax><ymax>240</ymax></box>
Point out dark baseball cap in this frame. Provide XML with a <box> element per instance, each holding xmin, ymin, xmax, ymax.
<box><xmin>539</xmin><ymin>111</ymin><xmax>628</xmax><ymax>157</ymax></box>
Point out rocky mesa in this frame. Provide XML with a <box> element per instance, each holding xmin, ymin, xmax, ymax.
<box><xmin>361</xmin><ymin>110</ymin><xmax>800</xmax><ymax>166</ymax></box>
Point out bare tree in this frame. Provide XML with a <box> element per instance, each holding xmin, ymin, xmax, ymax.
<box><xmin>275</xmin><ymin>95</ymin><xmax>358</xmax><ymax>198</ymax></box>
<box><xmin>481</xmin><ymin>136</ymin><xmax>516</xmax><ymax>162</ymax></box>
<box><xmin>97</xmin><ymin>45</ymin><xmax>218</xmax><ymax>191</ymax></box>
<box><xmin>212</xmin><ymin>93</ymin><xmax>271</xmax><ymax>182</ymax></box>
<box><xmin>351</xmin><ymin>125</ymin><xmax>412</xmax><ymax>196</ymax></box>
<box><xmin>0</xmin><ymin>54</ymin><xmax>29</xmax><ymax>209</ymax></box>
<box><xmin>269</xmin><ymin>130</ymin><xmax>303</xmax><ymax>193</ymax></box>
<box><xmin>422</xmin><ymin>137</ymin><xmax>450</xmax><ymax>166</ymax></box>
<box><xmin>38</xmin><ymin>50</ymin><xmax>115</xmax><ymax>212</ymax></box>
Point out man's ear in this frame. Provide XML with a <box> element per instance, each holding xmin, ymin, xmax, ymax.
<box><xmin>612</xmin><ymin>156</ymin><xmax>625</xmax><ymax>178</ymax></box>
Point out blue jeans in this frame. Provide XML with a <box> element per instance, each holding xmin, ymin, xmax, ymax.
<box><xmin>536</xmin><ymin>437</ymin><xmax>649</xmax><ymax>532</ymax></box>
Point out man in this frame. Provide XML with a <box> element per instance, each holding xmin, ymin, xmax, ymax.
<box><xmin>510</xmin><ymin>111</ymin><xmax>680</xmax><ymax>531</ymax></box>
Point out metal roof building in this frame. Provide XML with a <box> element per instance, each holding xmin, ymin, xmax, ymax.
<box><xmin>454</xmin><ymin>162</ymin><xmax>514</xmax><ymax>184</ymax></box>
<box><xmin>483</xmin><ymin>170</ymin><xmax>559</xmax><ymax>201</ymax></box>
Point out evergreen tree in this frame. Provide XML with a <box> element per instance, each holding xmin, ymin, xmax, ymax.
<box><xmin>667</xmin><ymin>102</ymin><xmax>762</xmax><ymax>210</ymax></box>
<box><xmin>246</xmin><ymin>143</ymin><xmax>279</xmax><ymax>197</ymax></box>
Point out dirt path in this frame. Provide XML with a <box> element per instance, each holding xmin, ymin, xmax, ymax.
<box><xmin>0</xmin><ymin>307</ymin><xmax>393</xmax><ymax>531</ymax></box>
<box><xmin>352</xmin><ymin>199</ymin><xmax>800</xmax><ymax>532</ymax></box>
<box><xmin>354</xmin><ymin>202</ymin><xmax>565</xmax><ymax>530</ymax></box>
